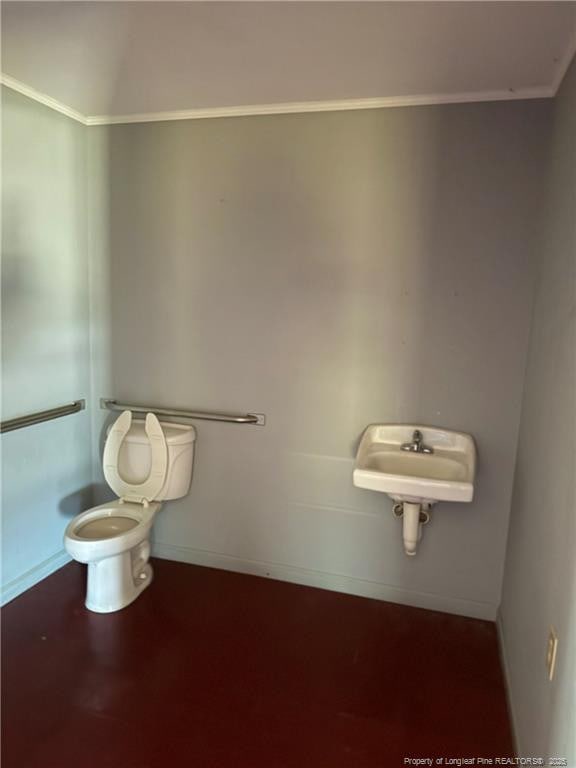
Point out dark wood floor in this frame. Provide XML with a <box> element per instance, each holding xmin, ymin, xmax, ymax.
<box><xmin>2</xmin><ymin>559</ymin><xmax>514</xmax><ymax>767</ymax></box>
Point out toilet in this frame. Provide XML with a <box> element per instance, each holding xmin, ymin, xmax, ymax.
<box><xmin>64</xmin><ymin>410</ymin><xmax>196</xmax><ymax>613</ymax></box>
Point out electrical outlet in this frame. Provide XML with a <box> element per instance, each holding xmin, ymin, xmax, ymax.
<box><xmin>546</xmin><ymin>627</ymin><xmax>558</xmax><ymax>681</ymax></box>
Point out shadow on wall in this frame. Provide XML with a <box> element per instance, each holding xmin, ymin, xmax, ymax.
<box><xmin>58</xmin><ymin>486</ymin><xmax>98</xmax><ymax>520</ymax></box>
<box><xmin>1</xmin><ymin>196</ymin><xmax>87</xmax><ymax>412</ymax></box>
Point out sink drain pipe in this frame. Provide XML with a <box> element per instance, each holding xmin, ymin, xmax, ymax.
<box><xmin>402</xmin><ymin>502</ymin><xmax>421</xmax><ymax>556</ymax></box>
<box><xmin>393</xmin><ymin>502</ymin><xmax>431</xmax><ymax>556</ymax></box>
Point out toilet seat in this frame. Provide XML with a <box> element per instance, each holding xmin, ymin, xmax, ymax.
<box><xmin>103</xmin><ymin>411</ymin><xmax>168</xmax><ymax>504</ymax></box>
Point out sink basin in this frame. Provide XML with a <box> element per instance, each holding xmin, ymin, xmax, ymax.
<box><xmin>353</xmin><ymin>424</ymin><xmax>476</xmax><ymax>504</ymax></box>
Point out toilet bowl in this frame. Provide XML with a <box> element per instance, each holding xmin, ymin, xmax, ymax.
<box><xmin>64</xmin><ymin>500</ymin><xmax>159</xmax><ymax>612</ymax></box>
<box><xmin>64</xmin><ymin>410</ymin><xmax>195</xmax><ymax>613</ymax></box>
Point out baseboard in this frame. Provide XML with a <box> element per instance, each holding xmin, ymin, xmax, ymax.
<box><xmin>496</xmin><ymin>609</ymin><xmax>520</xmax><ymax>756</ymax></box>
<box><xmin>1</xmin><ymin>549</ymin><xmax>71</xmax><ymax>606</ymax></box>
<box><xmin>153</xmin><ymin>541</ymin><xmax>497</xmax><ymax>620</ymax></box>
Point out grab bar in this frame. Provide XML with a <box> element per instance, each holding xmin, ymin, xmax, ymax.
<box><xmin>0</xmin><ymin>399</ymin><xmax>86</xmax><ymax>434</ymax></box>
<box><xmin>100</xmin><ymin>398</ymin><xmax>266</xmax><ymax>426</ymax></box>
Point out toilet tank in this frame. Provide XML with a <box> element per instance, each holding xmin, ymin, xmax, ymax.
<box><xmin>109</xmin><ymin>419</ymin><xmax>196</xmax><ymax>501</ymax></box>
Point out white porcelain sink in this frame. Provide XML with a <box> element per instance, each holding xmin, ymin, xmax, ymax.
<box><xmin>354</xmin><ymin>424</ymin><xmax>476</xmax><ymax>504</ymax></box>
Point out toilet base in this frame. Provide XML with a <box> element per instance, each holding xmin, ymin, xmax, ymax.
<box><xmin>85</xmin><ymin>541</ymin><xmax>152</xmax><ymax>613</ymax></box>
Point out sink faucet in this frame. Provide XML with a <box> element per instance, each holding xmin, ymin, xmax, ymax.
<box><xmin>401</xmin><ymin>430</ymin><xmax>434</xmax><ymax>454</ymax></box>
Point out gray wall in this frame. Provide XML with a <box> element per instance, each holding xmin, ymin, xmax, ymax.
<box><xmin>1</xmin><ymin>88</ymin><xmax>92</xmax><ymax>602</ymax></box>
<box><xmin>499</xmin><ymin>57</ymin><xmax>576</xmax><ymax>759</ymax></box>
<box><xmin>92</xmin><ymin>99</ymin><xmax>550</xmax><ymax>619</ymax></box>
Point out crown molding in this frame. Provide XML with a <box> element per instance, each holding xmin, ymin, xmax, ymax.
<box><xmin>85</xmin><ymin>86</ymin><xmax>554</xmax><ymax>126</ymax></box>
<box><xmin>551</xmin><ymin>30</ymin><xmax>576</xmax><ymax>95</ymax></box>
<box><xmin>0</xmin><ymin>73</ymin><xmax>88</xmax><ymax>124</ymax></box>
<box><xmin>1</xmin><ymin>72</ymin><xmax>556</xmax><ymax>128</ymax></box>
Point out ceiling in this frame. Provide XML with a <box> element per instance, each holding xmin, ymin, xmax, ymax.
<box><xmin>2</xmin><ymin>1</ymin><xmax>576</xmax><ymax>124</ymax></box>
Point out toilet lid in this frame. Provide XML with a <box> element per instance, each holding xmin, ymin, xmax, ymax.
<box><xmin>103</xmin><ymin>410</ymin><xmax>168</xmax><ymax>503</ymax></box>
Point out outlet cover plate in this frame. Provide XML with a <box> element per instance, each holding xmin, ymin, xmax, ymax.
<box><xmin>546</xmin><ymin>626</ymin><xmax>558</xmax><ymax>681</ymax></box>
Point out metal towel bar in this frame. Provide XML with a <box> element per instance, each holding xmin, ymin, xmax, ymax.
<box><xmin>0</xmin><ymin>400</ymin><xmax>86</xmax><ymax>434</ymax></box>
<box><xmin>101</xmin><ymin>399</ymin><xmax>266</xmax><ymax>426</ymax></box>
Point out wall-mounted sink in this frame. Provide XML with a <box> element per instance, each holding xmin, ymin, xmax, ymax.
<box><xmin>353</xmin><ymin>424</ymin><xmax>476</xmax><ymax>555</ymax></box>
<box><xmin>354</xmin><ymin>424</ymin><xmax>475</xmax><ymax>504</ymax></box>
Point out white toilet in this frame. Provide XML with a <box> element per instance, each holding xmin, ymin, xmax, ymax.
<box><xmin>64</xmin><ymin>410</ymin><xmax>196</xmax><ymax>613</ymax></box>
